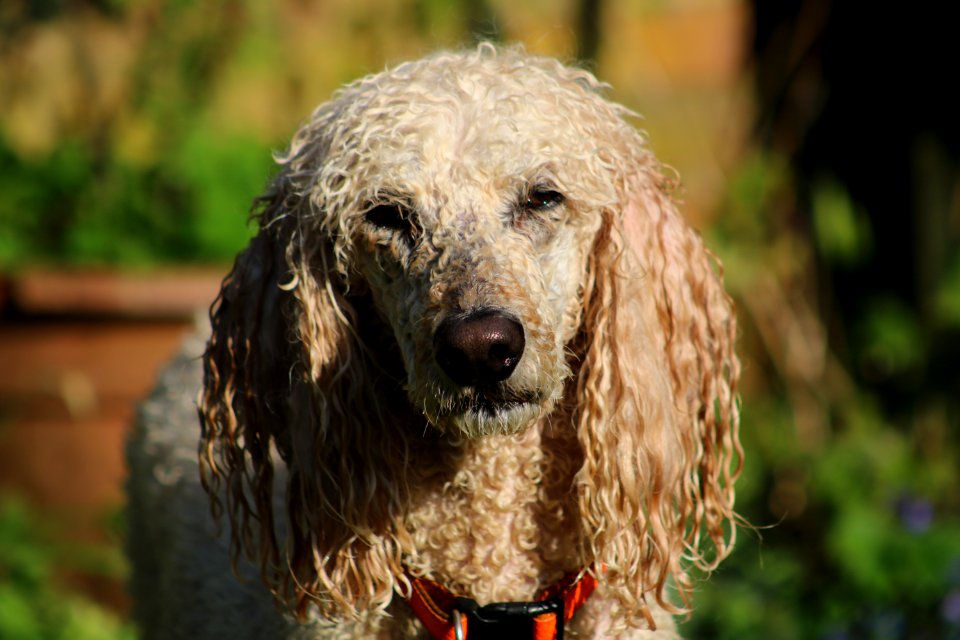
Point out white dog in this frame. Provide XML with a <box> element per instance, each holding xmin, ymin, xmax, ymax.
<box><xmin>127</xmin><ymin>44</ymin><xmax>741</xmax><ymax>639</ymax></box>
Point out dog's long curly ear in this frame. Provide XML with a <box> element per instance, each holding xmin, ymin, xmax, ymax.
<box><xmin>575</xmin><ymin>156</ymin><xmax>741</xmax><ymax>626</ymax></box>
<box><xmin>198</xmin><ymin>179</ymin><xmax>296</xmax><ymax>575</ymax></box>
<box><xmin>198</xmin><ymin>114</ymin><xmax>410</xmax><ymax>621</ymax></box>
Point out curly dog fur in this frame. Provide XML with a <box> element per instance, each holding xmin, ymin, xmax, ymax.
<box><xmin>127</xmin><ymin>44</ymin><xmax>741</xmax><ymax>638</ymax></box>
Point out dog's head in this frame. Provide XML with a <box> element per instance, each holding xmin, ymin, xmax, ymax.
<box><xmin>199</xmin><ymin>45</ymin><xmax>740</xmax><ymax>625</ymax></box>
<box><xmin>277</xmin><ymin>48</ymin><xmax>631</xmax><ymax>438</ymax></box>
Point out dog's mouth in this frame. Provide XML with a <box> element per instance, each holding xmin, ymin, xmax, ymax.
<box><xmin>431</xmin><ymin>385</ymin><xmax>546</xmax><ymax>437</ymax></box>
<box><xmin>460</xmin><ymin>386</ymin><xmax>541</xmax><ymax>415</ymax></box>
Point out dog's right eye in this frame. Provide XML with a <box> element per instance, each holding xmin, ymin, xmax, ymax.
<box><xmin>522</xmin><ymin>189</ymin><xmax>565</xmax><ymax>211</ymax></box>
<box><xmin>364</xmin><ymin>203</ymin><xmax>416</xmax><ymax>236</ymax></box>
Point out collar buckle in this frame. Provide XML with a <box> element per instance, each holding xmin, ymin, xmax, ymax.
<box><xmin>450</xmin><ymin>595</ymin><xmax>564</xmax><ymax>640</ymax></box>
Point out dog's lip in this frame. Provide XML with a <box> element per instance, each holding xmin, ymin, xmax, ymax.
<box><xmin>470</xmin><ymin>396</ymin><xmax>529</xmax><ymax>417</ymax></box>
<box><xmin>440</xmin><ymin>386</ymin><xmax>542</xmax><ymax>417</ymax></box>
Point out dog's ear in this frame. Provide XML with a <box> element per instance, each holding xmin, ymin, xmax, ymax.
<box><xmin>198</xmin><ymin>156</ymin><xmax>409</xmax><ymax>619</ymax></box>
<box><xmin>574</xmin><ymin>163</ymin><xmax>741</xmax><ymax>624</ymax></box>
<box><xmin>198</xmin><ymin>181</ymin><xmax>296</xmax><ymax>576</ymax></box>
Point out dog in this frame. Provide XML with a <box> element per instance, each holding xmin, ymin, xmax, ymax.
<box><xmin>126</xmin><ymin>44</ymin><xmax>741</xmax><ymax>639</ymax></box>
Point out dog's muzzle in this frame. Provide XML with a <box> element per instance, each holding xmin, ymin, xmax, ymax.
<box><xmin>433</xmin><ymin>309</ymin><xmax>525</xmax><ymax>387</ymax></box>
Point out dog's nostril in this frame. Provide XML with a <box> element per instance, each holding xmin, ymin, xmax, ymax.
<box><xmin>434</xmin><ymin>310</ymin><xmax>525</xmax><ymax>387</ymax></box>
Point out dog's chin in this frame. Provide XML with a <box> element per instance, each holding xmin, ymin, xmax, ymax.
<box><xmin>446</xmin><ymin>400</ymin><xmax>545</xmax><ymax>438</ymax></box>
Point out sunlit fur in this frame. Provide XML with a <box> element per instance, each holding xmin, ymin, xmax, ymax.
<box><xmin>198</xmin><ymin>44</ymin><xmax>741</xmax><ymax>637</ymax></box>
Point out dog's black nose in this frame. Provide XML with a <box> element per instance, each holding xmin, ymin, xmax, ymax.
<box><xmin>434</xmin><ymin>309</ymin><xmax>525</xmax><ymax>386</ymax></box>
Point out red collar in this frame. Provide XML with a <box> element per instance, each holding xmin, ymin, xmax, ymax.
<box><xmin>403</xmin><ymin>569</ymin><xmax>598</xmax><ymax>640</ymax></box>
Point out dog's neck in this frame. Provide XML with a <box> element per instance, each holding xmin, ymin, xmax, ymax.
<box><xmin>402</xmin><ymin>413</ymin><xmax>584</xmax><ymax>603</ymax></box>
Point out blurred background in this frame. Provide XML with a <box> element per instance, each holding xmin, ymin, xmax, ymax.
<box><xmin>1</xmin><ymin>1</ymin><xmax>958</xmax><ymax>638</ymax></box>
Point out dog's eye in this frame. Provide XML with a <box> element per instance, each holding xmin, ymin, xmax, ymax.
<box><xmin>364</xmin><ymin>203</ymin><xmax>417</xmax><ymax>236</ymax></box>
<box><xmin>522</xmin><ymin>189</ymin><xmax>565</xmax><ymax>211</ymax></box>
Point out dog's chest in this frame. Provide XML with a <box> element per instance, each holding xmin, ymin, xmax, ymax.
<box><xmin>404</xmin><ymin>421</ymin><xmax>583</xmax><ymax>603</ymax></box>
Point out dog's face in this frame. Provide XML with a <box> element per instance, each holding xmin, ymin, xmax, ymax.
<box><xmin>312</xmin><ymin>59</ymin><xmax>625</xmax><ymax>437</ymax></box>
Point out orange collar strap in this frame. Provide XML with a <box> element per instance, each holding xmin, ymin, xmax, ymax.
<box><xmin>404</xmin><ymin>569</ymin><xmax>598</xmax><ymax>640</ymax></box>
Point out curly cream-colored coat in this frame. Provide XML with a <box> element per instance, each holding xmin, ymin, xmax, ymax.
<box><xmin>127</xmin><ymin>44</ymin><xmax>741</xmax><ymax>639</ymax></box>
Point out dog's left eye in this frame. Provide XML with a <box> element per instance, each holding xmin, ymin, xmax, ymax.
<box><xmin>522</xmin><ymin>189</ymin><xmax>565</xmax><ymax>211</ymax></box>
<box><xmin>364</xmin><ymin>203</ymin><xmax>417</xmax><ymax>237</ymax></box>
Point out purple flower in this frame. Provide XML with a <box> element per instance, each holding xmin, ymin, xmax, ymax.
<box><xmin>895</xmin><ymin>494</ymin><xmax>934</xmax><ymax>534</ymax></box>
<box><xmin>943</xmin><ymin>589</ymin><xmax>960</xmax><ymax>626</ymax></box>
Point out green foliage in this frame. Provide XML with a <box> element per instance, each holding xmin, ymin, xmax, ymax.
<box><xmin>856</xmin><ymin>297</ymin><xmax>926</xmax><ymax>379</ymax></box>
<box><xmin>685</xmin><ymin>153</ymin><xmax>960</xmax><ymax>640</ymax></box>
<box><xmin>170</xmin><ymin>128</ymin><xmax>274</xmax><ymax>260</ymax></box>
<box><xmin>0</xmin><ymin>498</ymin><xmax>134</xmax><ymax>640</ymax></box>
<box><xmin>706</xmin><ymin>151</ymin><xmax>794</xmax><ymax>292</ymax></box>
<box><xmin>812</xmin><ymin>179</ymin><xmax>872</xmax><ymax>266</ymax></box>
<box><xmin>0</xmin><ymin>129</ymin><xmax>269</xmax><ymax>268</ymax></box>
<box><xmin>935</xmin><ymin>255</ymin><xmax>960</xmax><ymax>328</ymax></box>
<box><xmin>0</xmin><ymin>0</ymin><xmax>277</xmax><ymax>269</ymax></box>
<box><xmin>684</xmin><ymin>392</ymin><xmax>960</xmax><ymax>639</ymax></box>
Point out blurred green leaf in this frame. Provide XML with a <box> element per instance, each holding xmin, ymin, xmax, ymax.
<box><xmin>934</xmin><ymin>255</ymin><xmax>960</xmax><ymax>328</ymax></box>
<box><xmin>0</xmin><ymin>498</ymin><xmax>133</xmax><ymax>640</ymax></box>
<box><xmin>857</xmin><ymin>297</ymin><xmax>925</xmax><ymax>375</ymax></box>
<box><xmin>168</xmin><ymin>128</ymin><xmax>269</xmax><ymax>260</ymax></box>
<box><xmin>811</xmin><ymin>179</ymin><xmax>872</xmax><ymax>266</ymax></box>
<box><xmin>828</xmin><ymin>504</ymin><xmax>895</xmax><ymax>598</ymax></box>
